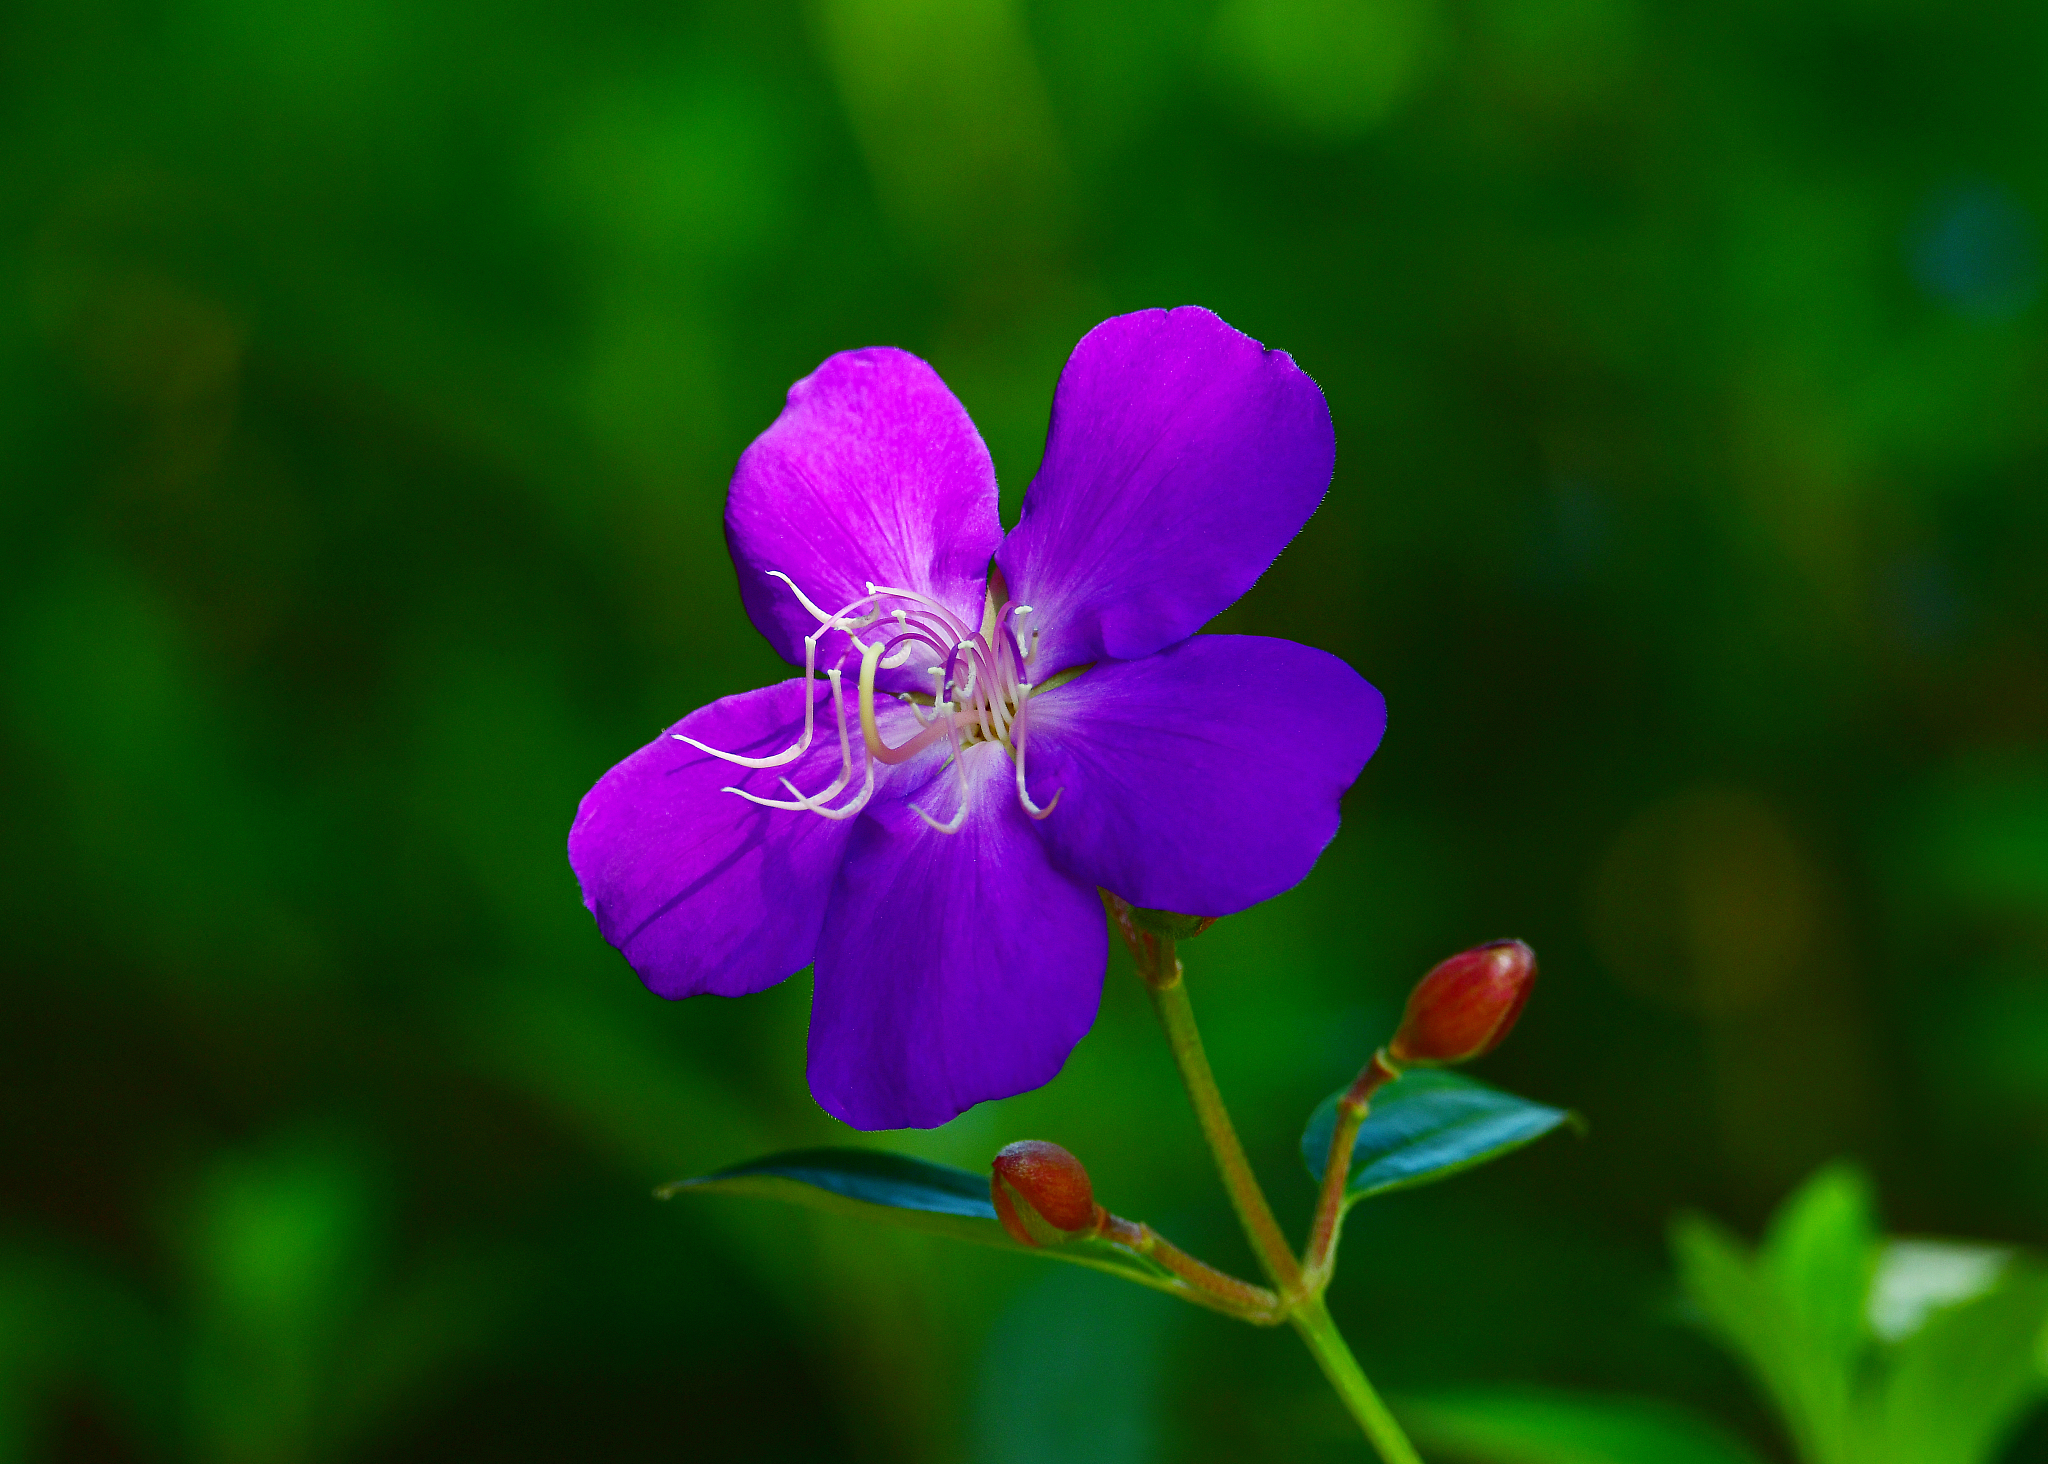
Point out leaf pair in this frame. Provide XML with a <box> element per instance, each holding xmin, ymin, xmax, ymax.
<box><xmin>668</xmin><ymin>1070</ymin><xmax>1573</xmax><ymax>1297</ymax></box>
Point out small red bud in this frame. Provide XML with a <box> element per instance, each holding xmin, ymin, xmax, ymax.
<box><xmin>1388</xmin><ymin>939</ymin><xmax>1537</xmax><ymax>1066</ymax></box>
<box><xmin>990</xmin><ymin>1141</ymin><xmax>1102</xmax><ymax>1247</ymax></box>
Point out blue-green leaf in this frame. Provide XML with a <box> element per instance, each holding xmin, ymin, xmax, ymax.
<box><xmin>662</xmin><ymin>1147</ymin><xmax>1185</xmax><ymax>1297</ymax></box>
<box><xmin>1301</xmin><ymin>1070</ymin><xmax>1574</xmax><ymax>1203</ymax></box>
<box><xmin>663</xmin><ymin>1146</ymin><xmax>999</xmax><ymax>1240</ymax></box>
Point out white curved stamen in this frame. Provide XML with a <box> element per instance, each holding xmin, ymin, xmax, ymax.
<box><xmin>1011</xmin><ymin>605</ymin><xmax>1040</xmax><ymax>661</ymax></box>
<box><xmin>859</xmin><ymin>639</ymin><xmax>956</xmax><ymax>765</ymax></box>
<box><xmin>722</xmin><ymin>669</ymin><xmax>853</xmax><ymax>810</ymax></box>
<box><xmin>1011</xmin><ymin>686</ymin><xmax>1061</xmax><ymax>820</ymax></box>
<box><xmin>674</xmin><ymin>630</ymin><xmax>825</xmax><ymax>768</ymax></box>
<box><xmin>730</xmin><ymin>670</ymin><xmax>879</xmax><ymax>822</ymax></box>
<box><xmin>767</xmin><ymin>570</ymin><xmax>847</xmax><ymax>629</ymax></box>
<box><xmin>793</xmin><ymin>748</ymin><xmax>877</xmax><ymax>821</ymax></box>
<box><xmin>911</xmin><ymin>694</ymin><xmax>976</xmax><ymax>834</ymax></box>
<box><xmin>862</xmin><ymin>581</ymin><xmax>975</xmax><ymax>640</ymax></box>
<box><xmin>709</xmin><ymin>570</ymin><xmax>1066</xmax><ymax>834</ymax></box>
<box><xmin>951</xmin><ymin>643</ymin><xmax>978</xmax><ymax>704</ymax></box>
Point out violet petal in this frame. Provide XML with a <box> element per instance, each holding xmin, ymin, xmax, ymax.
<box><xmin>808</xmin><ymin>743</ymin><xmax>1106</xmax><ymax>1130</ymax></box>
<box><xmin>570</xmin><ymin>679</ymin><xmax>877</xmax><ymax>999</ymax></box>
<box><xmin>726</xmin><ymin>348</ymin><xmax>1002</xmax><ymax>687</ymax></box>
<box><xmin>1022</xmin><ymin>635</ymin><xmax>1385</xmax><ymax>916</ymax></box>
<box><xmin>995</xmin><ymin>307</ymin><xmax>1335</xmax><ymax>672</ymax></box>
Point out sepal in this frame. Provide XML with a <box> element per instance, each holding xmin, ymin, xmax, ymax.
<box><xmin>1126</xmin><ymin>906</ymin><xmax>1218</xmax><ymax>940</ymax></box>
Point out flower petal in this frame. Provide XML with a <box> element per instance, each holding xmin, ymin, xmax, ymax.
<box><xmin>1021</xmin><ymin>635</ymin><xmax>1385</xmax><ymax>916</ymax></box>
<box><xmin>570</xmin><ymin>679</ymin><xmax>876</xmax><ymax>999</ymax></box>
<box><xmin>727</xmin><ymin>348</ymin><xmax>1002</xmax><ymax>682</ymax></box>
<box><xmin>995</xmin><ymin>307</ymin><xmax>1335</xmax><ymax>672</ymax></box>
<box><xmin>808</xmin><ymin>743</ymin><xmax>1107</xmax><ymax>1130</ymax></box>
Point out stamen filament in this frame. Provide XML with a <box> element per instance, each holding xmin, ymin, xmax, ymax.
<box><xmin>674</xmin><ymin>633</ymin><xmax>825</xmax><ymax>768</ymax></box>
<box><xmin>725</xmin><ymin>569</ymin><xmax>1071</xmax><ymax>834</ymax></box>
<box><xmin>911</xmin><ymin>704</ymin><xmax>975</xmax><ymax>833</ymax></box>
<box><xmin>1012</xmin><ymin>686</ymin><xmax>1062</xmax><ymax>820</ymax></box>
<box><xmin>859</xmin><ymin>641</ymin><xmax>956</xmax><ymax>765</ymax></box>
<box><xmin>722</xmin><ymin>670</ymin><xmax>853</xmax><ymax>810</ymax></box>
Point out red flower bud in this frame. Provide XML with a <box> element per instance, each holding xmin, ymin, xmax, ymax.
<box><xmin>1388</xmin><ymin>939</ymin><xmax>1537</xmax><ymax>1066</ymax></box>
<box><xmin>990</xmin><ymin>1141</ymin><xmax>1103</xmax><ymax>1247</ymax></box>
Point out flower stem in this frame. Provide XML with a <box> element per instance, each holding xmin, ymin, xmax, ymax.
<box><xmin>1140</xmin><ymin>946</ymin><xmax>1304</xmax><ymax>1295</ymax></box>
<box><xmin>1104</xmin><ymin>893</ymin><xmax>1424</xmax><ymax>1464</ymax></box>
<box><xmin>1304</xmin><ymin>1051</ymin><xmax>1401</xmax><ymax>1287</ymax></box>
<box><xmin>1098</xmin><ymin>1212</ymin><xmax>1282</xmax><ymax>1323</ymax></box>
<box><xmin>1290</xmin><ymin>1295</ymin><xmax>1424</xmax><ymax>1464</ymax></box>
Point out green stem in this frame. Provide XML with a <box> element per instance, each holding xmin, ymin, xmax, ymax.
<box><xmin>1108</xmin><ymin>897</ymin><xmax>1423</xmax><ymax>1464</ymax></box>
<box><xmin>1305</xmin><ymin>1097</ymin><xmax>1366</xmax><ymax>1286</ymax></box>
<box><xmin>1291</xmin><ymin>1295</ymin><xmax>1424</xmax><ymax>1464</ymax></box>
<box><xmin>1143</xmin><ymin>951</ymin><xmax>1304</xmax><ymax>1295</ymax></box>
<box><xmin>1304</xmin><ymin>1051</ymin><xmax>1401</xmax><ymax>1287</ymax></box>
<box><xmin>1099</xmin><ymin>1212</ymin><xmax>1281</xmax><ymax>1323</ymax></box>
<box><xmin>1105</xmin><ymin>895</ymin><xmax>1421</xmax><ymax>1460</ymax></box>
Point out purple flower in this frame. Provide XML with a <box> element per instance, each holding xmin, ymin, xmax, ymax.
<box><xmin>569</xmin><ymin>307</ymin><xmax>1386</xmax><ymax>1130</ymax></box>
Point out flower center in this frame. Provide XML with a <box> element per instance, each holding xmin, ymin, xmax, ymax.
<box><xmin>674</xmin><ymin>572</ymin><xmax>1063</xmax><ymax>833</ymax></box>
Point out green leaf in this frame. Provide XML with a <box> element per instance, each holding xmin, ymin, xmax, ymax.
<box><xmin>1760</xmin><ymin>1163</ymin><xmax>1877</xmax><ymax>1381</ymax></box>
<box><xmin>1876</xmin><ymin>1260</ymin><xmax>2048</xmax><ymax>1464</ymax></box>
<box><xmin>1670</xmin><ymin>1214</ymin><xmax>1817</xmax><ymax>1460</ymax></box>
<box><xmin>1301</xmin><ymin>1070</ymin><xmax>1574</xmax><ymax>1203</ymax></box>
<box><xmin>662</xmin><ymin>1148</ymin><xmax>1186</xmax><ymax>1297</ymax></box>
<box><xmin>1401</xmin><ymin>1386</ymin><xmax>1768</xmax><ymax>1464</ymax></box>
<box><xmin>1670</xmin><ymin>1164</ymin><xmax>1881</xmax><ymax>1464</ymax></box>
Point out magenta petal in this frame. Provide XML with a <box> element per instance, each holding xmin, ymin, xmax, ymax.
<box><xmin>568</xmin><ymin>679</ymin><xmax>869</xmax><ymax>999</ymax></box>
<box><xmin>726</xmin><ymin>348</ymin><xmax>1002</xmax><ymax>682</ymax></box>
<box><xmin>808</xmin><ymin>744</ymin><xmax>1106</xmax><ymax>1130</ymax></box>
<box><xmin>995</xmin><ymin>308</ymin><xmax>1335</xmax><ymax>672</ymax></box>
<box><xmin>1022</xmin><ymin>635</ymin><xmax>1385</xmax><ymax>916</ymax></box>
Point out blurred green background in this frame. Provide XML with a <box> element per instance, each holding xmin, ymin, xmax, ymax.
<box><xmin>5</xmin><ymin>0</ymin><xmax>2047</xmax><ymax>1458</ymax></box>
